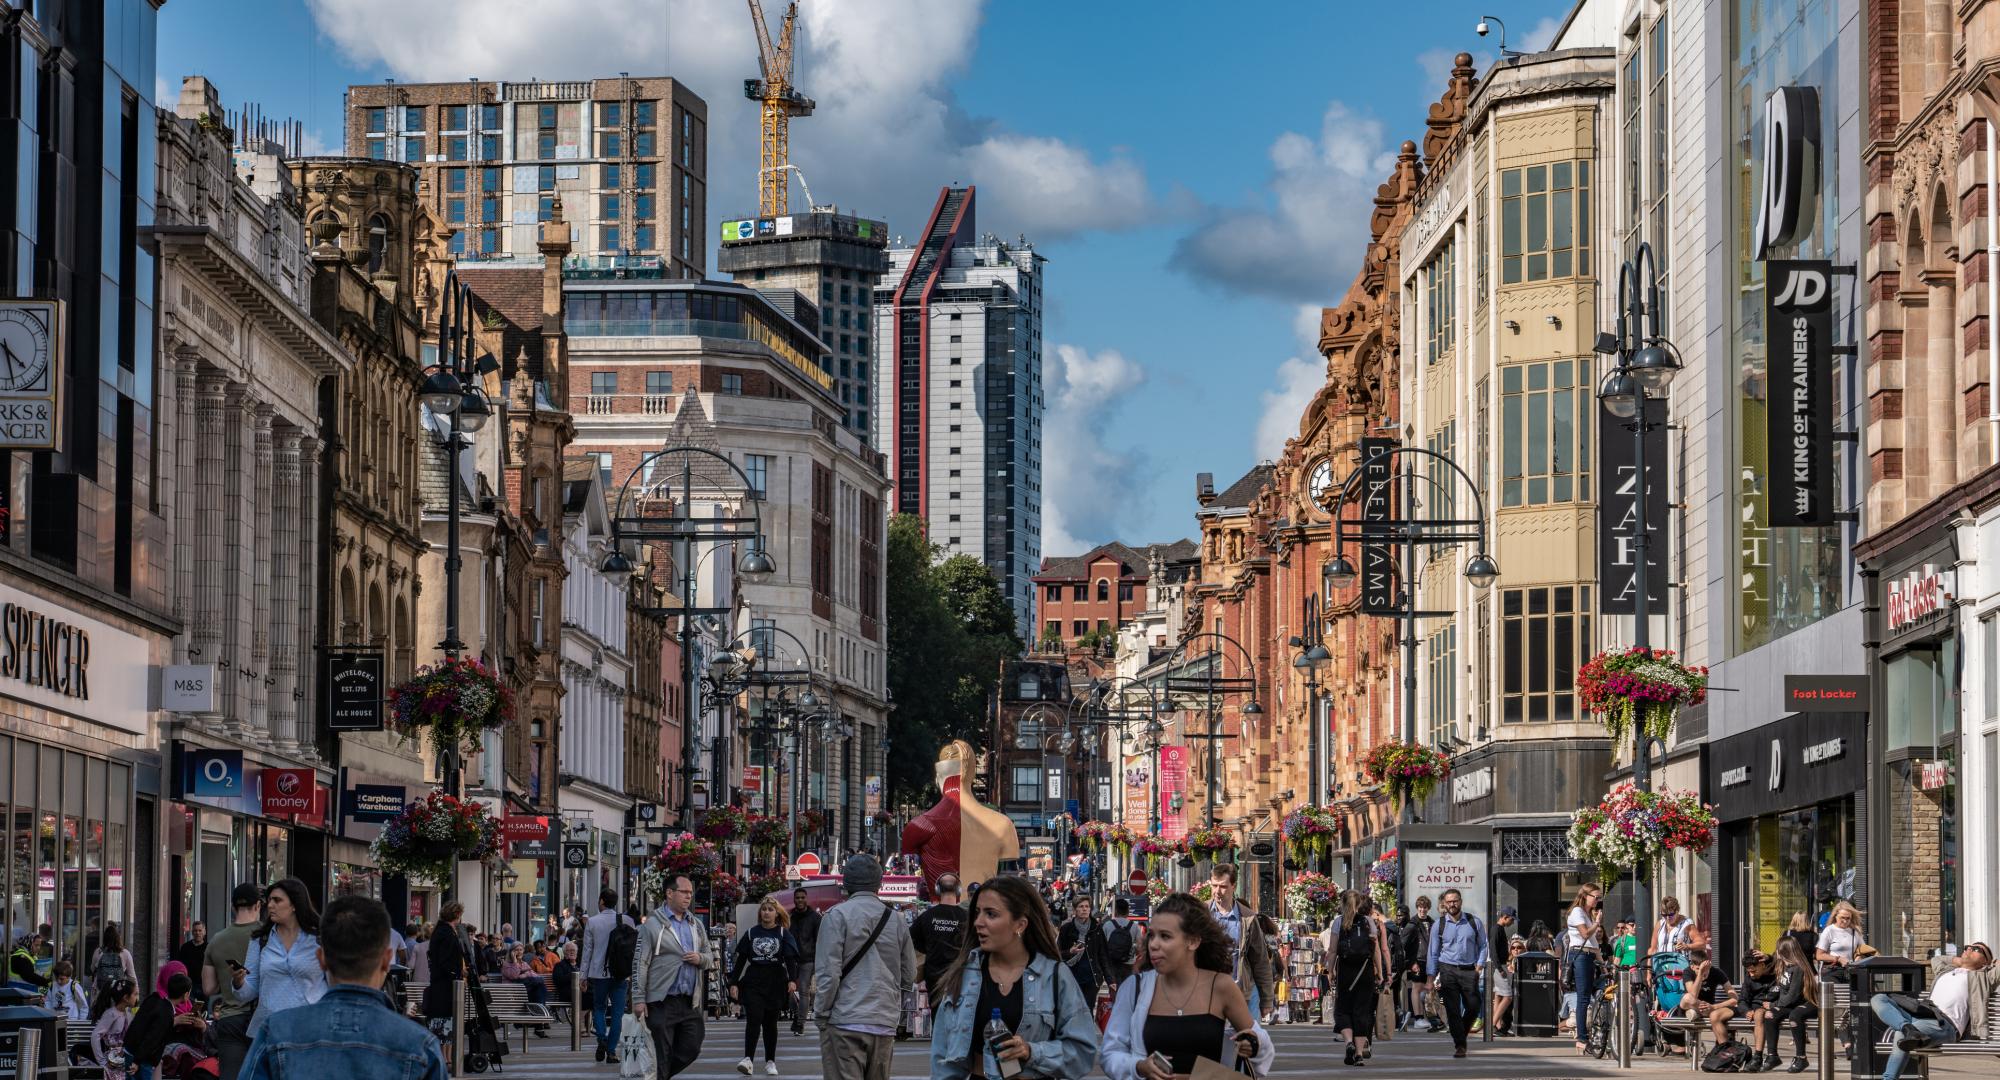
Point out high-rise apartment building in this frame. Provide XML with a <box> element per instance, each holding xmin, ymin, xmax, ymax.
<box><xmin>871</xmin><ymin>187</ymin><xmax>1044</xmax><ymax>637</ymax></box>
<box><xmin>716</xmin><ymin>211</ymin><xmax>889</xmax><ymax>439</ymax></box>
<box><xmin>343</xmin><ymin>76</ymin><xmax>706</xmax><ymax>275</ymax></box>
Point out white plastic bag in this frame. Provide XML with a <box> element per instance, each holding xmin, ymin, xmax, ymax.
<box><xmin>618</xmin><ymin>1016</ymin><xmax>655</xmax><ymax>1079</ymax></box>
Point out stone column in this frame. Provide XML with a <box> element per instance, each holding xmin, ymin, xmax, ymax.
<box><xmin>191</xmin><ymin>373</ymin><xmax>230</xmax><ymax>728</ymax></box>
<box><xmin>171</xmin><ymin>355</ymin><xmax>200</xmax><ymax>664</ymax></box>
<box><xmin>219</xmin><ymin>384</ymin><xmax>254</xmax><ymax>736</ymax></box>
<box><xmin>248</xmin><ymin>405</ymin><xmax>275</xmax><ymax>745</ymax></box>
<box><xmin>268</xmin><ymin>426</ymin><xmax>303</xmax><ymax>754</ymax></box>
<box><xmin>295</xmin><ymin>435</ymin><xmax>322</xmax><ymax>757</ymax></box>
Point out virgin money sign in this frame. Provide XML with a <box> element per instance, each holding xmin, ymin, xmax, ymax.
<box><xmin>1403</xmin><ymin>847</ymin><xmax>1489</xmax><ymax>928</ymax></box>
<box><xmin>259</xmin><ymin>768</ymin><xmax>325</xmax><ymax>827</ymax></box>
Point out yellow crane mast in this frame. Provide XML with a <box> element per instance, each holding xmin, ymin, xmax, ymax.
<box><xmin>745</xmin><ymin>0</ymin><xmax>815</xmax><ymax>217</ymax></box>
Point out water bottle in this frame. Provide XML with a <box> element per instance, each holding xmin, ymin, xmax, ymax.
<box><xmin>985</xmin><ymin>1006</ymin><xmax>1023</xmax><ymax>1079</ymax></box>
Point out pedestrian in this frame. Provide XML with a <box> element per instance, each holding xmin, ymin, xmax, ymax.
<box><xmin>500</xmin><ymin>942</ymin><xmax>550</xmax><ymax>1013</ymax></box>
<box><xmin>926</xmin><ymin>875</ymin><xmax>1099</xmax><ymax>1080</ymax></box>
<box><xmin>7</xmin><ymin>931</ymin><xmax>46</xmax><ymax>989</ymax></box>
<box><xmin>232</xmin><ymin>878</ymin><xmax>327</xmax><ymax>1038</ymax></box>
<box><xmin>408</xmin><ymin>924</ymin><xmax>431</xmax><ymax>986</ymax></box>
<box><xmin>1749</xmin><ymin>937</ymin><xmax>1818</xmax><ymax>1073</ymax></box>
<box><xmin>788</xmin><ymin>888</ymin><xmax>821</xmax><ymax>1035</ymax></box>
<box><xmin>1653</xmin><ymin>897</ymin><xmax>1692</xmax><ymax>956</ymax></box>
<box><xmin>125</xmin><ymin>962</ymin><xmax>207</xmax><ymax>1080</ymax></box>
<box><xmin>550</xmin><ymin>942</ymin><xmax>578</xmax><ymax>1016</ymax></box>
<box><xmin>811</xmin><ymin>854</ymin><xmax>916</xmax><ymax>1080</ymax></box>
<box><xmin>1869</xmin><ymin>942</ymin><xmax>1996</xmax><ymax>1080</ymax></box>
<box><xmin>1399</xmin><ymin>896</ymin><xmax>1434</xmax><ymax>1029</ymax></box>
<box><xmin>89</xmin><ymin>976</ymin><xmax>139</xmax><ymax>1080</ymax></box>
<box><xmin>1783</xmin><ymin>913</ymin><xmax>1818</xmax><ymax>967</ymax></box>
<box><xmin>1100</xmin><ymin>892</ymin><xmax>1272</xmax><ymax>1079</ymax></box>
<box><xmin>633</xmin><ymin>872</ymin><xmax>715</xmax><ymax>1078</ymax></box>
<box><xmin>43</xmin><ymin>960</ymin><xmax>90</xmax><ymax>1025</ymax></box>
<box><xmin>1562</xmin><ymin>883</ymin><xmax>1604</xmax><ymax>1052</ymax></box>
<box><xmin>1056</xmin><ymin>895</ymin><xmax>1105</xmax><ymax>1004</ymax></box>
<box><xmin>90</xmin><ymin>922</ymin><xmax>137</xmax><ymax>995</ymax></box>
<box><xmin>237</xmin><ymin>895</ymin><xmax>448</xmax><ymax>1080</ymax></box>
<box><xmin>1680</xmin><ymin>946</ymin><xmax>1739</xmax><ymax>1051</ymax></box>
<box><xmin>731</xmin><ymin>896</ymin><xmax>801</xmax><ymax>1076</ymax></box>
<box><xmin>203</xmin><ymin>883</ymin><xmax>263</xmax><ymax>1080</ymax></box>
<box><xmin>1099</xmin><ymin>898</ymin><xmax>1140</xmax><ymax>992</ymax></box>
<box><xmin>1426</xmin><ymin>887</ymin><xmax>1488</xmax><ymax>1059</ymax></box>
<box><xmin>420</xmin><ymin>901</ymin><xmax>470</xmax><ymax>1059</ymax></box>
<box><xmin>1814</xmin><ymin>901</ymin><xmax>1865</xmax><ymax>972</ymax></box>
<box><xmin>910</xmin><ymin>874</ymin><xmax>970</xmax><ymax>1004</ymax></box>
<box><xmin>1329</xmin><ymin>890</ymin><xmax>1391</xmax><ymax>1066</ymax></box>
<box><xmin>1203</xmin><ymin>866</ymin><xmax>1273</xmax><ymax>1021</ymax></box>
<box><xmin>1492</xmin><ymin>936</ymin><xmax>1525</xmax><ymax>1036</ymax></box>
<box><xmin>173</xmin><ymin>921</ymin><xmax>209</xmax><ymax>981</ymax></box>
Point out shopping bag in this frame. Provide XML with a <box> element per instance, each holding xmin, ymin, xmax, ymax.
<box><xmin>618</xmin><ymin>1018</ymin><xmax>655</xmax><ymax>1079</ymax></box>
<box><xmin>1374</xmin><ymin>988</ymin><xmax>1396</xmax><ymax>1041</ymax></box>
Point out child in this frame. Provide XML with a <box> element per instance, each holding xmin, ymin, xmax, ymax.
<box><xmin>43</xmin><ymin>960</ymin><xmax>90</xmax><ymax>1025</ymax></box>
<box><xmin>89</xmin><ymin>977</ymin><xmax>138</xmax><ymax>1080</ymax></box>
<box><xmin>1613</xmin><ymin>919</ymin><xmax>1640</xmax><ymax>969</ymax></box>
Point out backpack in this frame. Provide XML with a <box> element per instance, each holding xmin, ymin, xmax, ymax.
<box><xmin>1104</xmin><ymin>919</ymin><xmax>1136</xmax><ymax>966</ymax></box>
<box><xmin>606</xmin><ymin>919</ymin><xmax>638</xmax><ymax>981</ymax></box>
<box><xmin>92</xmin><ymin>949</ymin><xmax>124</xmax><ymax>990</ymax></box>
<box><xmin>1338</xmin><ymin>917</ymin><xmax>1375</xmax><ymax>961</ymax></box>
<box><xmin>1700</xmin><ymin>1040</ymin><xmax>1751</xmax><ymax>1072</ymax></box>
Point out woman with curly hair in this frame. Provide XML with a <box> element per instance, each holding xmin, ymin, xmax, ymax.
<box><xmin>1100</xmin><ymin>893</ymin><xmax>1274</xmax><ymax>1079</ymax></box>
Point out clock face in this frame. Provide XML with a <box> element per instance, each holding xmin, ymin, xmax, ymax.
<box><xmin>0</xmin><ymin>307</ymin><xmax>53</xmax><ymax>394</ymax></box>
<box><xmin>1308</xmin><ymin>459</ymin><xmax>1336</xmax><ymax>513</ymax></box>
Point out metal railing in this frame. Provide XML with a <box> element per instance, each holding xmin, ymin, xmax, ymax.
<box><xmin>584</xmin><ymin>393</ymin><xmax>679</xmax><ymax>415</ymax></box>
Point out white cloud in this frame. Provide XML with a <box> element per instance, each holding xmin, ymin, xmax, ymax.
<box><xmin>1520</xmin><ymin>15</ymin><xmax>1563</xmax><ymax>51</ymax></box>
<box><xmin>1041</xmin><ymin>345</ymin><xmax>1147</xmax><ymax>556</ymax></box>
<box><xmin>1416</xmin><ymin>47</ymin><xmax>1493</xmax><ymax>88</ymax></box>
<box><xmin>1252</xmin><ymin>305</ymin><xmax>1329</xmax><ymax>459</ymax></box>
<box><xmin>305</xmin><ymin>0</ymin><xmax>1154</xmax><ymax>242</ymax></box>
<box><xmin>1174</xmin><ymin>101</ymin><xmax>1396</xmax><ymax>303</ymax></box>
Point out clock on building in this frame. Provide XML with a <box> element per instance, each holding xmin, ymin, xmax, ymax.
<box><xmin>0</xmin><ymin>303</ymin><xmax>54</xmax><ymax>393</ymax></box>
<box><xmin>1307</xmin><ymin>458</ymin><xmax>1337</xmax><ymax>514</ymax></box>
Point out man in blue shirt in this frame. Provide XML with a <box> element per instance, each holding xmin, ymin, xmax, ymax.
<box><xmin>1426</xmin><ymin>888</ymin><xmax>1488</xmax><ymax>1058</ymax></box>
<box><xmin>239</xmin><ymin>895</ymin><xmax>447</xmax><ymax>1079</ymax></box>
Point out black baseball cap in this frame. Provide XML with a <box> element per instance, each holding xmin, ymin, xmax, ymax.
<box><xmin>231</xmin><ymin>883</ymin><xmax>263</xmax><ymax>909</ymax></box>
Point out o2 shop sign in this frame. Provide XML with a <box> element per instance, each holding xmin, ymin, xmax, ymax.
<box><xmin>1885</xmin><ymin>564</ymin><xmax>1950</xmax><ymax>634</ymax></box>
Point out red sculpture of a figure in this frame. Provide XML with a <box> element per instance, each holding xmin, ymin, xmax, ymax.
<box><xmin>901</xmin><ymin>739</ymin><xmax>1019</xmax><ymax>896</ymax></box>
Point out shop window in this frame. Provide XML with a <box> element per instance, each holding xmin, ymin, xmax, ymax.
<box><xmin>1501</xmin><ymin>360</ymin><xmax>1590</xmax><ymax>507</ymax></box>
<box><xmin>1500</xmin><ymin>160</ymin><xmax>1590</xmax><ymax>283</ymax></box>
<box><xmin>1425</xmin><ymin>236</ymin><xmax>1456</xmax><ymax>364</ymax></box>
<box><xmin>1501</xmin><ymin>585</ymin><xmax>1591</xmax><ymax>722</ymax></box>
<box><xmin>1884</xmin><ymin>644</ymin><xmax>1952</xmax><ymax>750</ymax></box>
<box><xmin>1010</xmin><ymin>766</ymin><xmax>1041</xmax><ymax>804</ymax></box>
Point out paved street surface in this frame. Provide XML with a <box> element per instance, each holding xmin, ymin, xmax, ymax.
<box><xmin>474</xmin><ymin>1018</ymin><xmax>1992</xmax><ymax>1078</ymax></box>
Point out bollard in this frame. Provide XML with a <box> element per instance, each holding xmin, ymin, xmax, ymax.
<box><xmin>570</xmin><ymin>972</ymin><xmax>583</xmax><ymax>1052</ymax></box>
<box><xmin>1484</xmin><ymin>959</ymin><xmax>1495</xmax><ymax>1043</ymax></box>
<box><xmin>17</xmin><ymin>1026</ymin><xmax>39</xmax><ymax>1080</ymax></box>
<box><xmin>1615</xmin><ymin>967</ymin><xmax>1632</xmax><ymax>1068</ymax></box>
<box><xmin>1817</xmin><ymin>969</ymin><xmax>1836</xmax><ymax>1080</ymax></box>
<box><xmin>452</xmin><ymin>978</ymin><xmax>467</xmax><ymax>1079</ymax></box>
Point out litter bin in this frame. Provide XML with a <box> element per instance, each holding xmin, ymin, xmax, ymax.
<box><xmin>1847</xmin><ymin>955</ymin><xmax>1930</xmax><ymax>1080</ymax></box>
<box><xmin>1514</xmin><ymin>950</ymin><xmax>1562</xmax><ymax>1038</ymax></box>
<box><xmin>0</xmin><ymin>985</ymin><xmax>59</xmax><ymax>1079</ymax></box>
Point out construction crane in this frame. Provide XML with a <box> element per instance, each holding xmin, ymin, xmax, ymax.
<box><xmin>745</xmin><ymin>0</ymin><xmax>815</xmax><ymax>217</ymax></box>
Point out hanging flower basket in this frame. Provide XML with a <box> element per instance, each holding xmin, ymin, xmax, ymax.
<box><xmin>1361</xmin><ymin>742</ymin><xmax>1453</xmax><ymax>809</ymax></box>
<box><xmin>1073</xmin><ymin>820</ymin><xmax>1113</xmax><ymax>853</ymax></box>
<box><xmin>1282</xmin><ymin>806</ymin><xmax>1338</xmax><ymax>863</ymax></box>
<box><xmin>1567</xmin><ymin>783</ymin><xmax>1717</xmax><ymax>884</ymax></box>
<box><xmin>1284</xmin><ymin>871</ymin><xmax>1339</xmax><ymax>922</ymax></box>
<box><xmin>1183</xmin><ymin>825</ymin><xmax>1236</xmax><ymax>860</ymax></box>
<box><xmin>1578</xmin><ymin>646</ymin><xmax>1710</xmax><ymax>744</ymax></box>
<box><xmin>1108</xmin><ymin>824</ymin><xmax>1138</xmax><ymax>857</ymax></box>
<box><xmin>387</xmin><ymin>658</ymin><xmax>515</xmax><ymax>759</ymax></box>
<box><xmin>743</xmin><ymin>871</ymin><xmax>791</xmax><ymax>903</ymax></box>
<box><xmin>1133</xmin><ymin>835</ymin><xmax>1176</xmax><ymax>873</ymax></box>
<box><xmin>642</xmin><ymin>832</ymin><xmax>722</xmax><ymax>899</ymax></box>
<box><xmin>1145</xmin><ymin>877</ymin><xmax>1172</xmax><ymax>902</ymax></box>
<box><xmin>368</xmin><ymin>792</ymin><xmax>502</xmax><ymax>887</ymax></box>
<box><xmin>1368</xmin><ymin>848</ymin><xmax>1401</xmax><ymax>917</ymax></box>
<box><xmin>1191</xmin><ymin>881</ymin><xmax>1215</xmax><ymax>904</ymax></box>
<box><xmin>709</xmin><ymin>872</ymin><xmax>744</xmax><ymax>911</ymax></box>
<box><xmin>695</xmin><ymin>805</ymin><xmax>750</xmax><ymax>844</ymax></box>
<box><xmin>797</xmin><ymin>808</ymin><xmax>828</xmax><ymax>836</ymax></box>
<box><xmin>746</xmin><ymin>816</ymin><xmax>788</xmax><ymax>858</ymax></box>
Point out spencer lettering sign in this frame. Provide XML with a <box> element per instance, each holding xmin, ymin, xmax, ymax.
<box><xmin>1885</xmin><ymin>564</ymin><xmax>1948</xmax><ymax>633</ymax></box>
<box><xmin>1</xmin><ymin>601</ymin><xmax>91</xmax><ymax>701</ymax></box>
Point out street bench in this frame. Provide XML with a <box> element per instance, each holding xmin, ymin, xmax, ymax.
<box><xmin>1660</xmin><ymin>983</ymin><xmax>2000</xmax><ymax>1073</ymax></box>
<box><xmin>402</xmin><ymin>980</ymin><xmax>556</xmax><ymax>1054</ymax></box>
<box><xmin>64</xmin><ymin>1022</ymin><xmax>103</xmax><ymax>1080</ymax></box>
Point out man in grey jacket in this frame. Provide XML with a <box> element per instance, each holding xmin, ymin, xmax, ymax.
<box><xmin>632</xmin><ymin>873</ymin><xmax>715</xmax><ymax>1078</ymax></box>
<box><xmin>813</xmin><ymin>854</ymin><xmax>916</xmax><ymax>1080</ymax></box>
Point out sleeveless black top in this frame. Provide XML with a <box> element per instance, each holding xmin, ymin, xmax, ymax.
<box><xmin>1143</xmin><ymin>973</ymin><xmax>1226</xmax><ymax>1074</ymax></box>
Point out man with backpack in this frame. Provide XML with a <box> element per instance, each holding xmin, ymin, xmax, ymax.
<box><xmin>1100</xmin><ymin>898</ymin><xmax>1139</xmax><ymax>991</ymax></box>
<box><xmin>578</xmin><ymin>887</ymin><xmax>636</xmax><ymax>1063</ymax></box>
<box><xmin>1426</xmin><ymin>888</ymin><xmax>1488</xmax><ymax>1058</ymax></box>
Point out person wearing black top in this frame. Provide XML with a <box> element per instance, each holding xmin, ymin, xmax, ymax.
<box><xmin>730</xmin><ymin>898</ymin><xmax>800</xmax><ymax>1076</ymax></box>
<box><xmin>1681</xmin><ymin>947</ymin><xmax>1740</xmax><ymax>1049</ymax></box>
<box><xmin>1056</xmin><ymin>896</ymin><xmax>1106</xmax><ymax>1004</ymax></box>
<box><xmin>172</xmin><ymin>922</ymin><xmax>208</xmax><ymax>982</ymax></box>
<box><xmin>786</xmin><ymin>889</ymin><xmax>820</xmax><ymax>1037</ymax></box>
<box><xmin>911</xmin><ymin>875</ymin><xmax>970</xmax><ymax>999</ymax></box>
<box><xmin>422</xmin><ymin>901</ymin><xmax>471</xmax><ymax>1031</ymax></box>
<box><xmin>1748</xmin><ymin>939</ymin><xmax>1818</xmax><ymax>1073</ymax></box>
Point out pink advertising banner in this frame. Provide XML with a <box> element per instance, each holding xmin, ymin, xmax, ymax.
<box><xmin>1157</xmin><ymin>745</ymin><xmax>1190</xmax><ymax>840</ymax></box>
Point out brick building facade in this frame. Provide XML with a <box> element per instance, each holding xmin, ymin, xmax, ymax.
<box><xmin>1032</xmin><ymin>540</ymin><xmax>1194</xmax><ymax>650</ymax></box>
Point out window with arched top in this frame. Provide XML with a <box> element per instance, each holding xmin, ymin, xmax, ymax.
<box><xmin>1096</xmin><ymin>579</ymin><xmax>1110</xmax><ymax>602</ymax></box>
<box><xmin>366</xmin><ymin>214</ymin><xmax>391</xmax><ymax>275</ymax></box>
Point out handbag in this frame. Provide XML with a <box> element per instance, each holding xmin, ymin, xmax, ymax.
<box><xmin>617</xmin><ymin>1018</ymin><xmax>655</xmax><ymax>1079</ymax></box>
<box><xmin>1374</xmin><ymin>987</ymin><xmax>1395</xmax><ymax>1041</ymax></box>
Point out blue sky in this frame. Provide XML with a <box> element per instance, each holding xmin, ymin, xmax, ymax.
<box><xmin>160</xmin><ymin>0</ymin><xmax>1569</xmax><ymax>555</ymax></box>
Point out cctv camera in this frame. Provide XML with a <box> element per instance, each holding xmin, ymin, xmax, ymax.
<box><xmin>1476</xmin><ymin>19</ymin><xmax>1490</xmax><ymax>36</ymax></box>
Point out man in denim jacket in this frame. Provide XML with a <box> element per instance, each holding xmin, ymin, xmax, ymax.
<box><xmin>239</xmin><ymin>895</ymin><xmax>447</xmax><ymax>1080</ymax></box>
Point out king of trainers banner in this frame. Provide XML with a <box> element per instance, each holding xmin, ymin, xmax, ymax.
<box><xmin>1765</xmin><ymin>258</ymin><xmax>1836</xmax><ymax>527</ymax></box>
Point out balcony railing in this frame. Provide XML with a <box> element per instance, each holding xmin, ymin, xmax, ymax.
<box><xmin>582</xmin><ymin>394</ymin><xmax>678</xmax><ymax>415</ymax></box>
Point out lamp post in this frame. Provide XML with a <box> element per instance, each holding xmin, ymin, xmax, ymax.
<box><xmin>421</xmin><ymin>270</ymin><xmax>496</xmax><ymax>811</ymax></box>
<box><xmin>1160</xmin><ymin>632</ymin><xmax>1263</xmax><ymax>830</ymax></box>
<box><xmin>701</xmin><ymin>624</ymin><xmax>822</xmax><ymax>859</ymax></box>
<box><xmin>1594</xmin><ymin>239</ymin><xmax>1680</xmax><ymax>956</ymax></box>
<box><xmin>601</xmin><ymin>447</ymin><xmax>775</xmax><ymax>829</ymax></box>
<box><xmin>1322</xmin><ymin>446</ymin><xmax>1498</xmax><ymax>823</ymax></box>
<box><xmin>1291</xmin><ymin>635</ymin><xmax>1331</xmax><ymax>809</ymax></box>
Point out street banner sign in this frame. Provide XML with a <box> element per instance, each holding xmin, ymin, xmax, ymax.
<box><xmin>1765</xmin><ymin>259</ymin><xmax>1837</xmax><ymax>527</ymax></box>
<box><xmin>322</xmin><ymin>650</ymin><xmax>384</xmax><ymax>732</ymax></box>
<box><xmin>1359</xmin><ymin>437</ymin><xmax>1399</xmax><ymax>615</ymax></box>
<box><xmin>1597</xmin><ymin>396</ymin><xmax>1670</xmax><ymax>613</ymax></box>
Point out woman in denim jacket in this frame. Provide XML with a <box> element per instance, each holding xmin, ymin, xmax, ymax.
<box><xmin>930</xmin><ymin>876</ymin><xmax>1100</xmax><ymax>1080</ymax></box>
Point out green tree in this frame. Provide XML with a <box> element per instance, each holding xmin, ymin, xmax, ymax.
<box><xmin>883</xmin><ymin>516</ymin><xmax>1022</xmax><ymax>806</ymax></box>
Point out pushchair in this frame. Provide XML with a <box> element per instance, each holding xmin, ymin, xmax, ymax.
<box><xmin>1646</xmin><ymin>950</ymin><xmax>1691</xmax><ymax>1055</ymax></box>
